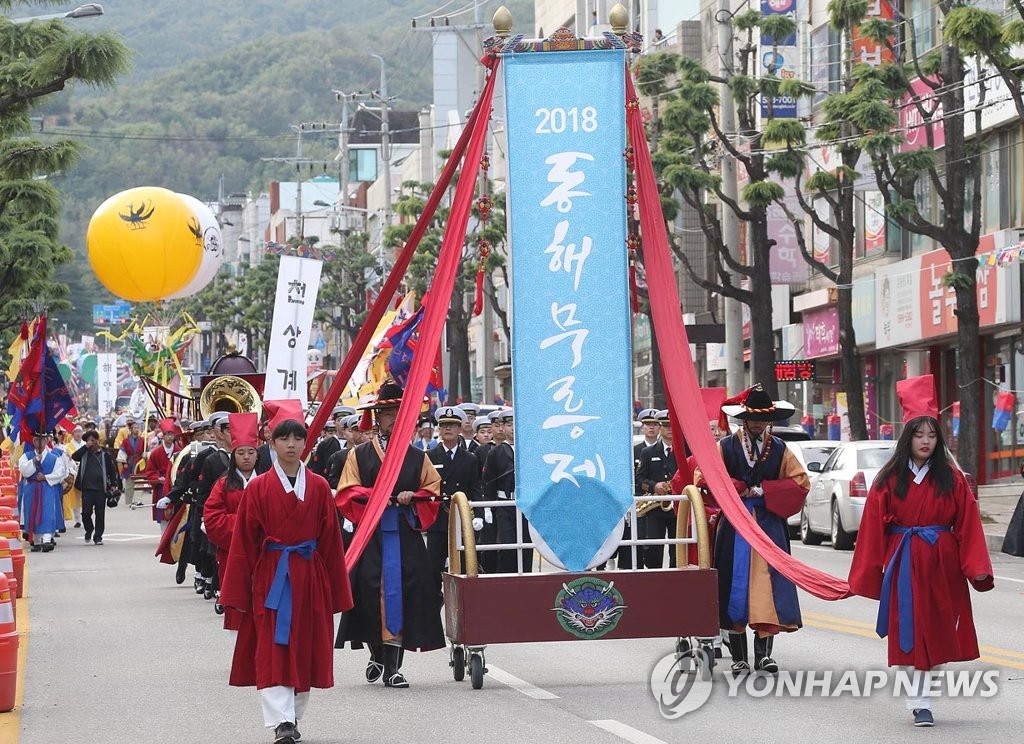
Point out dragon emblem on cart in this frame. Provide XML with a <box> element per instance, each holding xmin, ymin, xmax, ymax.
<box><xmin>553</xmin><ymin>578</ymin><xmax>626</xmax><ymax>640</ymax></box>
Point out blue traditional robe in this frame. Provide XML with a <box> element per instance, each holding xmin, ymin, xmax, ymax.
<box><xmin>18</xmin><ymin>446</ymin><xmax>68</xmax><ymax>543</ymax></box>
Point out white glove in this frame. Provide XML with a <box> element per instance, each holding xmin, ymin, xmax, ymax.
<box><xmin>472</xmin><ymin>517</ymin><xmax>483</xmax><ymax>531</ymax></box>
<box><xmin>749</xmin><ymin>485</ymin><xmax>764</xmax><ymax>497</ymax></box>
<box><xmin>343</xmin><ymin>518</ymin><xmax>354</xmax><ymax>533</ymax></box>
<box><xmin>484</xmin><ymin>507</ymin><xmax>494</xmax><ymax>524</ymax></box>
<box><xmin>156</xmin><ymin>497</ymin><xmax>171</xmax><ymax>509</ymax></box>
<box><xmin>200</xmin><ymin>520</ymin><xmax>207</xmax><ymax>534</ymax></box>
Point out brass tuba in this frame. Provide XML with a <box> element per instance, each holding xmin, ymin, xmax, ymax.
<box><xmin>199</xmin><ymin>375</ymin><xmax>263</xmax><ymax>420</ymax></box>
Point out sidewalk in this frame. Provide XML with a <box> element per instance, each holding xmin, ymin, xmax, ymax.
<box><xmin>977</xmin><ymin>482</ymin><xmax>1022</xmax><ymax>552</ymax></box>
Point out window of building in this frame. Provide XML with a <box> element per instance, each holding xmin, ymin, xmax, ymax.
<box><xmin>1007</xmin><ymin>127</ymin><xmax>1023</xmax><ymax>228</ymax></box>
<box><xmin>906</xmin><ymin>0</ymin><xmax>938</xmax><ymax>54</ymax></box>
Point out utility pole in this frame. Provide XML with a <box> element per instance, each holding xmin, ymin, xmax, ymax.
<box><xmin>262</xmin><ymin>122</ymin><xmax>339</xmax><ymax>243</ymax></box>
<box><xmin>717</xmin><ymin>0</ymin><xmax>744</xmax><ymax>395</ymax></box>
<box><xmin>370</xmin><ymin>55</ymin><xmax>392</xmax><ymax>237</ymax></box>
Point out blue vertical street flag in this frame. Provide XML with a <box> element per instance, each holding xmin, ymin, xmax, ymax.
<box><xmin>504</xmin><ymin>49</ymin><xmax>633</xmax><ymax>571</ymax></box>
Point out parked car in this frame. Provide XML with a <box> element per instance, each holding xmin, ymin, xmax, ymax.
<box><xmin>784</xmin><ymin>440</ymin><xmax>841</xmax><ymax>537</ymax></box>
<box><xmin>800</xmin><ymin>441</ymin><xmax>894</xmax><ymax>549</ymax></box>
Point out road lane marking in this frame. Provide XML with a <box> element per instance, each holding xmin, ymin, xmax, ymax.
<box><xmin>992</xmin><ymin>574</ymin><xmax>1024</xmax><ymax>584</ymax></box>
<box><xmin>487</xmin><ymin>665</ymin><xmax>560</xmax><ymax>699</ymax></box>
<box><xmin>804</xmin><ymin>612</ymin><xmax>1024</xmax><ymax>669</ymax></box>
<box><xmin>588</xmin><ymin>720</ymin><xmax>667</xmax><ymax>744</ymax></box>
<box><xmin>96</xmin><ymin>533</ymin><xmax>159</xmax><ymax>542</ymax></box>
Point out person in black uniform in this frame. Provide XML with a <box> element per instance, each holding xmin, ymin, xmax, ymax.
<box><xmin>617</xmin><ymin>408</ymin><xmax>661</xmax><ymax>569</ymax></box>
<box><xmin>635</xmin><ymin>409</ymin><xmax>678</xmax><ymax>569</ymax></box>
<box><xmin>157</xmin><ymin>419</ymin><xmax>213</xmax><ymax>584</ymax></box>
<box><xmin>189</xmin><ymin>411</ymin><xmax>232</xmax><ymax>599</ymax></box>
<box><xmin>335</xmin><ymin>381</ymin><xmax>443</xmax><ymax>688</ymax></box>
<box><xmin>457</xmin><ymin>403</ymin><xmax>480</xmax><ymax>452</ymax></box>
<box><xmin>474</xmin><ymin>410</ymin><xmax>503</xmax><ymax>572</ymax></box>
<box><xmin>482</xmin><ymin>408</ymin><xmax>532</xmax><ymax>573</ymax></box>
<box><xmin>426</xmin><ymin>406</ymin><xmax>483</xmax><ymax>600</ymax></box>
<box><xmin>311</xmin><ymin>405</ymin><xmax>355</xmax><ymax>475</ymax></box>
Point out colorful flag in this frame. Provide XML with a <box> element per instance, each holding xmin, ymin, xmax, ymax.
<box><xmin>992</xmin><ymin>391</ymin><xmax>1015</xmax><ymax>432</ymax></box>
<box><xmin>6</xmin><ymin>316</ymin><xmax>78</xmax><ymax>442</ymax></box>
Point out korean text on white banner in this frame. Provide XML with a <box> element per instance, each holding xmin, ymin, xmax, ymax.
<box><xmin>97</xmin><ymin>353</ymin><xmax>118</xmax><ymax>417</ymax></box>
<box><xmin>263</xmin><ymin>254</ymin><xmax>323</xmax><ymax>409</ymax></box>
<box><xmin>505</xmin><ymin>49</ymin><xmax>634</xmax><ymax>572</ymax></box>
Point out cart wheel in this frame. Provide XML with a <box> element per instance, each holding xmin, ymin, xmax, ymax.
<box><xmin>470</xmin><ymin>654</ymin><xmax>485</xmax><ymax>689</ymax></box>
<box><xmin>451</xmin><ymin>645</ymin><xmax>466</xmax><ymax>682</ymax></box>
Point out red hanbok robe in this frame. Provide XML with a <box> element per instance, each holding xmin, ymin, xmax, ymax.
<box><xmin>220</xmin><ymin>464</ymin><xmax>352</xmax><ymax>691</ymax></box>
<box><xmin>145</xmin><ymin>444</ymin><xmax>178</xmax><ymax>522</ymax></box>
<box><xmin>204</xmin><ymin>473</ymin><xmax>247</xmax><ymax>631</ymax></box>
<box><xmin>849</xmin><ymin>469</ymin><xmax>993</xmax><ymax>670</ymax></box>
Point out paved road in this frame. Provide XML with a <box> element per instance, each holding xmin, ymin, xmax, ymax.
<box><xmin>11</xmin><ymin>506</ymin><xmax>1024</xmax><ymax>744</ymax></box>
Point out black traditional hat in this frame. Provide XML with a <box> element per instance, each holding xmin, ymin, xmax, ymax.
<box><xmin>359</xmin><ymin>381</ymin><xmax>404</xmax><ymax>411</ymax></box>
<box><xmin>721</xmin><ymin>383</ymin><xmax>795</xmax><ymax>422</ymax></box>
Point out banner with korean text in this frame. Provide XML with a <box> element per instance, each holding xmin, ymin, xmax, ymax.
<box><xmin>263</xmin><ymin>254</ymin><xmax>323</xmax><ymax>409</ymax></box>
<box><xmin>504</xmin><ymin>50</ymin><xmax>633</xmax><ymax>572</ymax></box>
<box><xmin>97</xmin><ymin>353</ymin><xmax>118</xmax><ymax>417</ymax></box>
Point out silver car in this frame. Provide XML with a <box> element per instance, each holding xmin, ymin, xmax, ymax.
<box><xmin>800</xmin><ymin>440</ymin><xmax>895</xmax><ymax>550</ymax></box>
<box><xmin>785</xmin><ymin>440</ymin><xmax>841</xmax><ymax>536</ymax></box>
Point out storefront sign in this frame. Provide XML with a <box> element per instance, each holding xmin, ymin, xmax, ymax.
<box><xmin>803</xmin><ymin>305</ymin><xmax>839</xmax><ymax>358</ymax></box>
<box><xmin>900</xmin><ymin>77</ymin><xmax>945</xmax><ymax>153</ymax></box>
<box><xmin>775</xmin><ymin>359</ymin><xmax>816</xmax><ymax>381</ymax></box>
<box><xmin>851</xmin><ymin>275</ymin><xmax>876</xmax><ymax>345</ymax></box>
<box><xmin>875</xmin><ymin>256</ymin><xmax>921</xmax><ymax>349</ymax></box>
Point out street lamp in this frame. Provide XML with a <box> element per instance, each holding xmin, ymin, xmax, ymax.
<box><xmin>12</xmin><ymin>3</ymin><xmax>104</xmax><ymax>23</ymax></box>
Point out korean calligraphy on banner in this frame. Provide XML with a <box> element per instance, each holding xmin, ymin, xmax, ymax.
<box><xmin>97</xmin><ymin>352</ymin><xmax>118</xmax><ymax>417</ymax></box>
<box><xmin>504</xmin><ymin>50</ymin><xmax>634</xmax><ymax>572</ymax></box>
<box><xmin>263</xmin><ymin>255</ymin><xmax>323</xmax><ymax>408</ymax></box>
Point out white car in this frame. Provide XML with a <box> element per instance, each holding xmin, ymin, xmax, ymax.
<box><xmin>784</xmin><ymin>440</ymin><xmax>841</xmax><ymax>536</ymax></box>
<box><xmin>800</xmin><ymin>440</ymin><xmax>895</xmax><ymax>550</ymax></box>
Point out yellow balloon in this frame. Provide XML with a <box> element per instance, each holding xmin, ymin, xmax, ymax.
<box><xmin>87</xmin><ymin>187</ymin><xmax>204</xmax><ymax>302</ymax></box>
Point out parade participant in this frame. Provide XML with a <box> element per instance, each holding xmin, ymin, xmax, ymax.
<box><xmin>849</xmin><ymin>375</ymin><xmax>992</xmax><ymax>727</ymax></box>
<box><xmin>70</xmin><ymin>430</ymin><xmax>121</xmax><ymax>547</ymax></box>
<box><xmin>471</xmin><ymin>416</ymin><xmax>492</xmax><ymax>449</ymax></box>
<box><xmin>473</xmin><ymin>409</ymin><xmax>505</xmax><ymax>573</ymax></box>
<box><xmin>155</xmin><ymin>420</ymin><xmax>212</xmax><ymax>584</ymax></box>
<box><xmin>483</xmin><ymin>408</ymin><xmax>531</xmax><ymax>573</ymax></box>
<box><xmin>620</xmin><ymin>408</ymin><xmax>661</xmax><ymax>569</ymax></box>
<box><xmin>325</xmin><ymin>414</ymin><xmax>358</xmax><ymax>491</ymax></box>
<box><xmin>336</xmin><ymin>381</ymin><xmax>443</xmax><ymax>688</ymax></box>
<box><xmin>63</xmin><ymin>425</ymin><xmax>85</xmax><ymax>529</ymax></box>
<box><xmin>119</xmin><ymin>421</ymin><xmax>146</xmax><ymax>507</ymax></box>
<box><xmin>19</xmin><ymin>431</ymin><xmax>69</xmax><ymax>551</ymax></box>
<box><xmin>698</xmin><ymin>383</ymin><xmax>808</xmax><ymax>676</ymax></box>
<box><xmin>204</xmin><ymin>412</ymin><xmax>260</xmax><ymax>628</ymax></box>
<box><xmin>220</xmin><ymin>406</ymin><xmax>351</xmax><ymax>744</ymax></box>
<box><xmin>426</xmin><ymin>406</ymin><xmax>483</xmax><ymax>601</ymax></box>
<box><xmin>191</xmin><ymin>411</ymin><xmax>233</xmax><ymax>599</ymax></box>
<box><xmin>412</xmin><ymin>417</ymin><xmax>436</xmax><ymax>451</ymax></box>
<box><xmin>112</xmin><ymin>415</ymin><xmax>135</xmax><ymax>451</ymax></box>
<box><xmin>635</xmin><ymin>410</ymin><xmax>679</xmax><ymax>569</ymax></box>
<box><xmin>310</xmin><ymin>407</ymin><xmax>345</xmax><ymax>477</ymax></box>
<box><xmin>457</xmin><ymin>402</ymin><xmax>480</xmax><ymax>451</ymax></box>
<box><xmin>145</xmin><ymin>420</ymin><xmax>181</xmax><ymax>526</ymax></box>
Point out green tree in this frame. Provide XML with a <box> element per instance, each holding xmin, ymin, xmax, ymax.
<box><xmin>638</xmin><ymin>11</ymin><xmax>811</xmax><ymax>398</ymax></box>
<box><xmin>0</xmin><ymin>4</ymin><xmax>129</xmax><ymax>347</ymax></box>
<box><xmin>843</xmin><ymin>1</ymin><xmax>991</xmax><ymax>477</ymax></box>
<box><xmin>314</xmin><ymin>229</ymin><xmax>376</xmax><ymax>357</ymax></box>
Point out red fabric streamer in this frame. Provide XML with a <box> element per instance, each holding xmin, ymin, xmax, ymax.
<box><xmin>301</xmin><ymin>57</ymin><xmax>500</xmax><ymax>458</ymax></box>
<box><xmin>472</xmin><ymin>269</ymin><xmax>485</xmax><ymax>316</ymax></box>
<box><xmin>624</xmin><ymin>73</ymin><xmax>850</xmax><ymax>601</ymax></box>
<box><xmin>343</xmin><ymin>63</ymin><xmax>499</xmax><ymax>572</ymax></box>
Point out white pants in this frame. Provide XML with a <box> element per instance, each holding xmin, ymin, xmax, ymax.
<box><xmin>903</xmin><ymin>666</ymin><xmax>941</xmax><ymax>711</ymax></box>
<box><xmin>260</xmin><ymin>686</ymin><xmax>310</xmax><ymax>728</ymax></box>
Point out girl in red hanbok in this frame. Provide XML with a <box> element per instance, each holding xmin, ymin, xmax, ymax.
<box><xmin>220</xmin><ymin>400</ymin><xmax>352</xmax><ymax>744</ymax></box>
<box><xmin>204</xmin><ymin>411</ymin><xmax>259</xmax><ymax>627</ymax></box>
<box><xmin>849</xmin><ymin>375</ymin><xmax>993</xmax><ymax>728</ymax></box>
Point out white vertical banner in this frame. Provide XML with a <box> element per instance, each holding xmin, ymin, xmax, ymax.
<box><xmin>97</xmin><ymin>353</ymin><xmax>118</xmax><ymax>417</ymax></box>
<box><xmin>263</xmin><ymin>255</ymin><xmax>323</xmax><ymax>409</ymax></box>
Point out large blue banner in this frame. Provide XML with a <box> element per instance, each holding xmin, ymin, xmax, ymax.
<box><xmin>504</xmin><ymin>50</ymin><xmax>633</xmax><ymax>572</ymax></box>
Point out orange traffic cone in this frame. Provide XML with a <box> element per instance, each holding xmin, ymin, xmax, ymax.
<box><xmin>0</xmin><ymin>573</ymin><xmax>17</xmax><ymax>713</ymax></box>
<box><xmin>0</xmin><ymin>539</ymin><xmax>15</xmax><ymax>623</ymax></box>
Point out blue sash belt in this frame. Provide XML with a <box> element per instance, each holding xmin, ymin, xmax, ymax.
<box><xmin>876</xmin><ymin>525</ymin><xmax>950</xmax><ymax>653</ymax></box>
<box><xmin>381</xmin><ymin>506</ymin><xmax>404</xmax><ymax>636</ymax></box>
<box><xmin>727</xmin><ymin>497</ymin><xmax>765</xmax><ymax>623</ymax></box>
<box><xmin>265</xmin><ymin>539</ymin><xmax>317</xmax><ymax>645</ymax></box>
